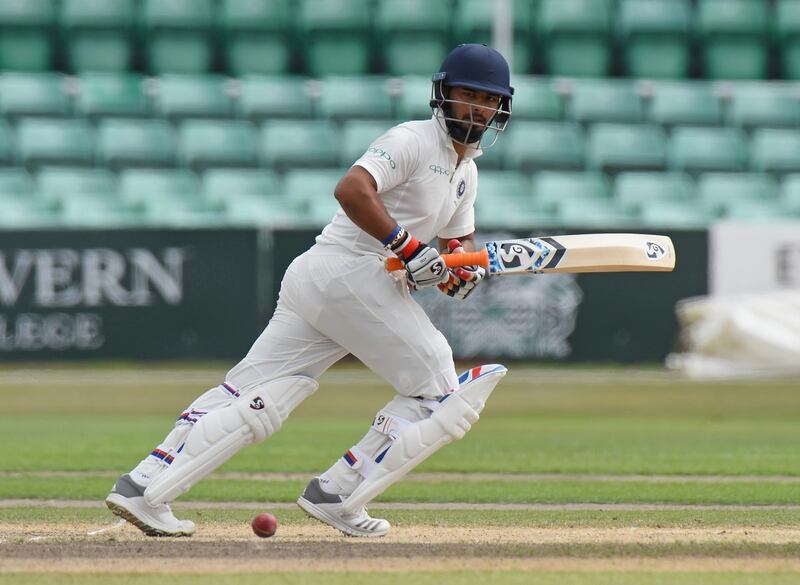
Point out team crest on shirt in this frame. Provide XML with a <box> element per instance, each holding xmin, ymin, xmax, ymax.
<box><xmin>457</xmin><ymin>179</ymin><xmax>466</xmax><ymax>199</ymax></box>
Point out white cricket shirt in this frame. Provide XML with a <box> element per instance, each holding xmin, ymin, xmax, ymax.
<box><xmin>315</xmin><ymin>117</ymin><xmax>481</xmax><ymax>256</ymax></box>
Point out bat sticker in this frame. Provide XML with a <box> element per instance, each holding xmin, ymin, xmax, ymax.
<box><xmin>645</xmin><ymin>242</ymin><xmax>667</xmax><ymax>260</ymax></box>
<box><xmin>488</xmin><ymin>239</ymin><xmax>551</xmax><ymax>273</ymax></box>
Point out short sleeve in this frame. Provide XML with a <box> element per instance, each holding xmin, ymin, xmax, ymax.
<box><xmin>352</xmin><ymin>126</ymin><xmax>421</xmax><ymax>194</ymax></box>
<box><xmin>438</xmin><ymin>165</ymin><xmax>478</xmax><ymax>239</ymax></box>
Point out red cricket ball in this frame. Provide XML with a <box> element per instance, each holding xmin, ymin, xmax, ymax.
<box><xmin>251</xmin><ymin>512</ymin><xmax>278</xmax><ymax>538</ymax></box>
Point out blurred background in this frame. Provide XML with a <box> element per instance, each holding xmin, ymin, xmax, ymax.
<box><xmin>0</xmin><ymin>0</ymin><xmax>796</xmax><ymax>373</ymax></box>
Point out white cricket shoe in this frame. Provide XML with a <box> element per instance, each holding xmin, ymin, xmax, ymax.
<box><xmin>297</xmin><ymin>477</ymin><xmax>390</xmax><ymax>537</ymax></box>
<box><xmin>105</xmin><ymin>474</ymin><xmax>195</xmax><ymax>537</ymax></box>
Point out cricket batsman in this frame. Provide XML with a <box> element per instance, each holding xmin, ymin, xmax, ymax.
<box><xmin>105</xmin><ymin>43</ymin><xmax>514</xmax><ymax>537</ymax></box>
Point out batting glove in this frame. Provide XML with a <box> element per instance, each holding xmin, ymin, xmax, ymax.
<box><xmin>437</xmin><ymin>239</ymin><xmax>486</xmax><ymax>300</ymax></box>
<box><xmin>385</xmin><ymin>227</ymin><xmax>449</xmax><ymax>289</ymax></box>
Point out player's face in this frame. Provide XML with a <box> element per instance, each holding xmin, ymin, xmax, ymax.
<box><xmin>447</xmin><ymin>86</ymin><xmax>502</xmax><ymax>129</ymax></box>
<box><xmin>446</xmin><ymin>87</ymin><xmax>501</xmax><ymax>143</ymax></box>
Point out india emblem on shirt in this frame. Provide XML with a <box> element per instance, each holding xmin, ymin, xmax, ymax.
<box><xmin>457</xmin><ymin>179</ymin><xmax>466</xmax><ymax>199</ymax></box>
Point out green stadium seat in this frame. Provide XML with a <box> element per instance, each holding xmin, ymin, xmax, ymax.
<box><xmin>648</xmin><ymin>82</ymin><xmax>722</xmax><ymax>127</ymax></box>
<box><xmin>568</xmin><ymin>80</ymin><xmax>644</xmax><ymax>124</ymax></box>
<box><xmin>722</xmin><ymin>198</ymin><xmax>785</xmax><ymax>220</ymax></box>
<box><xmin>638</xmin><ymin>199</ymin><xmax>711</xmax><ymax>228</ymax></box>
<box><xmin>0</xmin><ymin>168</ymin><xmax>34</xmax><ymax>195</ymax></box>
<box><xmin>154</xmin><ymin>75</ymin><xmax>234</xmax><ymax>120</ymax></box>
<box><xmin>538</xmin><ymin>0</ymin><xmax>613</xmax><ymax>77</ymax></box>
<box><xmin>36</xmin><ymin>167</ymin><xmax>116</xmax><ymax>206</ymax></box>
<box><xmin>696</xmin><ymin>0</ymin><xmax>769</xmax><ymax>80</ymax></box>
<box><xmin>0</xmin><ymin>186</ymin><xmax>26</xmax><ymax>202</ymax></box>
<box><xmin>781</xmin><ymin>173</ymin><xmax>800</xmax><ymax>212</ymax></box>
<box><xmin>668</xmin><ymin>126</ymin><xmax>748</xmax><ymax>173</ymax></box>
<box><xmin>697</xmin><ymin>173</ymin><xmax>779</xmax><ymax>216</ymax></box>
<box><xmin>119</xmin><ymin>169</ymin><xmax>202</xmax><ymax>210</ymax></box>
<box><xmin>238</xmin><ymin>76</ymin><xmax>314</xmax><ymax>121</ymax></box>
<box><xmin>727</xmin><ymin>84</ymin><xmax>800</xmax><ymax>129</ymax></box>
<box><xmin>142</xmin><ymin>0</ymin><xmax>214</xmax><ymax>74</ymax></box>
<box><xmin>224</xmin><ymin>194</ymin><xmax>301</xmax><ymax>227</ymax></box>
<box><xmin>60</xmin><ymin>0</ymin><xmax>135</xmax><ymax>73</ymax></box>
<box><xmin>260</xmin><ymin>120</ymin><xmax>339</xmax><ymax>170</ymax></box>
<box><xmin>203</xmin><ymin>169</ymin><xmax>282</xmax><ymax>207</ymax></box>
<box><xmin>298</xmin><ymin>0</ymin><xmax>372</xmax><ymax>76</ymax></box>
<box><xmin>504</xmin><ymin>121</ymin><xmax>585</xmax><ymax>171</ymax></box>
<box><xmin>376</xmin><ymin>0</ymin><xmax>450</xmax><ymax>76</ymax></box>
<box><xmin>57</xmin><ymin>193</ymin><xmax>137</xmax><ymax>227</ymax></box>
<box><xmin>556</xmin><ymin>197</ymin><xmax>633</xmax><ymax>228</ymax></box>
<box><xmin>284</xmin><ymin>168</ymin><xmax>342</xmax><ymax>213</ymax></box>
<box><xmin>618</xmin><ymin>0</ymin><xmax>691</xmax><ymax>79</ymax></box>
<box><xmin>477</xmin><ymin>170</ymin><xmax>531</xmax><ymax>201</ymax></box>
<box><xmin>0</xmin><ymin>191</ymin><xmax>34</xmax><ymax>210</ymax></box>
<box><xmin>475</xmin><ymin>130</ymin><xmax>509</xmax><ymax>170</ymax></box>
<box><xmin>0</xmin><ymin>199</ymin><xmax>56</xmax><ymax>227</ymax></box>
<box><xmin>138</xmin><ymin>195</ymin><xmax>219</xmax><ymax>227</ymax></box>
<box><xmin>304</xmin><ymin>194</ymin><xmax>345</xmax><ymax>225</ymax></box>
<box><xmin>75</xmin><ymin>73</ymin><xmax>148</xmax><ymax>120</ymax></box>
<box><xmin>475</xmin><ymin>191</ymin><xmax>554</xmax><ymax>228</ymax></box>
<box><xmin>220</xmin><ymin>0</ymin><xmax>292</xmax><ymax>76</ymax></box>
<box><xmin>397</xmin><ymin>76</ymin><xmax>435</xmax><ymax>120</ymax></box>
<box><xmin>319</xmin><ymin>77</ymin><xmax>393</xmax><ymax>121</ymax></box>
<box><xmin>532</xmin><ymin>171</ymin><xmax>610</xmax><ymax>213</ymax></box>
<box><xmin>97</xmin><ymin>119</ymin><xmax>177</xmax><ymax>170</ymax></box>
<box><xmin>510</xmin><ymin>76</ymin><xmax>563</xmax><ymax>121</ymax></box>
<box><xmin>614</xmin><ymin>172</ymin><xmax>695</xmax><ymax>214</ymax></box>
<box><xmin>0</xmin><ymin>73</ymin><xmax>70</xmax><ymax>118</ymax></box>
<box><xmin>0</xmin><ymin>0</ymin><xmax>56</xmax><ymax>71</ymax></box>
<box><xmin>587</xmin><ymin>123</ymin><xmax>667</xmax><ymax>174</ymax></box>
<box><xmin>453</xmin><ymin>0</ymin><xmax>536</xmax><ymax>73</ymax></box>
<box><xmin>777</xmin><ymin>0</ymin><xmax>800</xmax><ymax>80</ymax></box>
<box><xmin>179</xmin><ymin>120</ymin><xmax>258</xmax><ymax>171</ymax></box>
<box><xmin>0</xmin><ymin>121</ymin><xmax>13</xmax><ymax>165</ymax></box>
<box><xmin>751</xmin><ymin>128</ymin><xmax>800</xmax><ymax>174</ymax></box>
<box><xmin>16</xmin><ymin>119</ymin><xmax>94</xmax><ymax>169</ymax></box>
<box><xmin>341</xmin><ymin>120</ymin><xmax>394</xmax><ymax>167</ymax></box>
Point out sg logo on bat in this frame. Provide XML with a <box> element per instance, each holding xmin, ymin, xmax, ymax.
<box><xmin>489</xmin><ymin>238</ymin><xmax>551</xmax><ymax>273</ymax></box>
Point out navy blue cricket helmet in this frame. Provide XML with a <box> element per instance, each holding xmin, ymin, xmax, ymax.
<box><xmin>430</xmin><ymin>44</ymin><xmax>514</xmax><ymax>147</ymax></box>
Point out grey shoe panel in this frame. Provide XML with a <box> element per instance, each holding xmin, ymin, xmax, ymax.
<box><xmin>111</xmin><ymin>474</ymin><xmax>146</xmax><ymax>498</ymax></box>
<box><xmin>301</xmin><ymin>477</ymin><xmax>342</xmax><ymax>505</ymax></box>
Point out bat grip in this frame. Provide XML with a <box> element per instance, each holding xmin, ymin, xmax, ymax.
<box><xmin>385</xmin><ymin>249</ymin><xmax>489</xmax><ymax>272</ymax></box>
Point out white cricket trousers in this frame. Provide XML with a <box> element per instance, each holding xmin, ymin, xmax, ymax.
<box><xmin>227</xmin><ymin>243</ymin><xmax>459</xmax><ymax>399</ymax></box>
<box><xmin>132</xmin><ymin>244</ymin><xmax>458</xmax><ymax>491</ymax></box>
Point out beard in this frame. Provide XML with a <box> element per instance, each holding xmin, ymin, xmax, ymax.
<box><xmin>443</xmin><ymin>105</ymin><xmax>488</xmax><ymax>144</ymax></box>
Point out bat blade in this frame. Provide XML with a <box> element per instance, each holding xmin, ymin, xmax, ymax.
<box><xmin>383</xmin><ymin>233</ymin><xmax>676</xmax><ymax>275</ymax></box>
<box><xmin>484</xmin><ymin>233</ymin><xmax>675</xmax><ymax>275</ymax></box>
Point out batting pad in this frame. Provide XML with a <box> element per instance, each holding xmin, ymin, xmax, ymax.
<box><xmin>341</xmin><ymin>364</ymin><xmax>507</xmax><ymax>514</ymax></box>
<box><xmin>145</xmin><ymin>376</ymin><xmax>318</xmax><ymax>506</ymax></box>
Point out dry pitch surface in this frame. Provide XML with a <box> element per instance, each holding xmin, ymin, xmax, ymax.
<box><xmin>4</xmin><ymin>513</ymin><xmax>800</xmax><ymax>575</ymax></box>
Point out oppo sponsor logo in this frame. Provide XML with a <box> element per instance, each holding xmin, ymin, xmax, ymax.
<box><xmin>0</xmin><ymin>247</ymin><xmax>186</xmax><ymax>308</ymax></box>
<box><xmin>367</xmin><ymin>147</ymin><xmax>396</xmax><ymax>169</ymax></box>
<box><xmin>429</xmin><ymin>164</ymin><xmax>449</xmax><ymax>176</ymax></box>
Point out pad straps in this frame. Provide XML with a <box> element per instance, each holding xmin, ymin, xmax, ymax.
<box><xmin>342</xmin><ymin>410</ymin><xmax>414</xmax><ymax>479</ymax></box>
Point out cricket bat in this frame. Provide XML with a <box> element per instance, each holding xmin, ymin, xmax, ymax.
<box><xmin>384</xmin><ymin>233</ymin><xmax>676</xmax><ymax>275</ymax></box>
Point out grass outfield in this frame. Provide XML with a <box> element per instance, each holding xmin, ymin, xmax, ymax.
<box><xmin>1</xmin><ymin>362</ymin><xmax>800</xmax><ymax>584</ymax></box>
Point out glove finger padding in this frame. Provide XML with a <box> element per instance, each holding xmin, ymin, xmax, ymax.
<box><xmin>437</xmin><ymin>239</ymin><xmax>486</xmax><ymax>300</ymax></box>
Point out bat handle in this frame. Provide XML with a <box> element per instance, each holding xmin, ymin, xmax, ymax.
<box><xmin>384</xmin><ymin>249</ymin><xmax>489</xmax><ymax>272</ymax></box>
